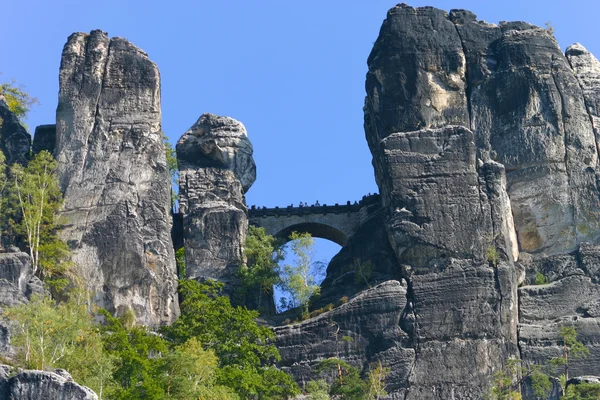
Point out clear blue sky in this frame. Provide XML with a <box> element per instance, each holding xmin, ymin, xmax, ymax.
<box><xmin>2</xmin><ymin>0</ymin><xmax>599</xmax><ymax>281</ymax></box>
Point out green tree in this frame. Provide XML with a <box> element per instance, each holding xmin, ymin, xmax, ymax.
<box><xmin>305</xmin><ymin>380</ymin><xmax>330</xmax><ymax>400</ymax></box>
<box><xmin>4</xmin><ymin>292</ymin><xmax>115</xmax><ymax>397</ymax></box>
<box><xmin>563</xmin><ymin>382</ymin><xmax>600</xmax><ymax>400</ymax></box>
<box><xmin>0</xmin><ymin>150</ymin><xmax>7</xmax><ymax>247</ymax></box>
<box><xmin>365</xmin><ymin>361</ymin><xmax>389</xmax><ymax>400</ymax></box>
<box><xmin>550</xmin><ymin>326</ymin><xmax>590</xmax><ymax>387</ymax></box>
<box><xmin>238</xmin><ymin>226</ymin><xmax>282</xmax><ymax>312</ymax></box>
<box><xmin>0</xmin><ymin>77</ymin><xmax>38</xmax><ymax>120</ymax></box>
<box><xmin>7</xmin><ymin>151</ymin><xmax>65</xmax><ymax>275</ymax></box>
<box><xmin>352</xmin><ymin>258</ymin><xmax>374</xmax><ymax>288</ymax></box>
<box><xmin>278</xmin><ymin>231</ymin><xmax>323</xmax><ymax>315</ymax></box>
<box><xmin>163</xmin><ymin>279</ymin><xmax>300</xmax><ymax>399</ymax></box>
<box><xmin>316</xmin><ymin>358</ymin><xmax>366</xmax><ymax>400</ymax></box>
<box><xmin>175</xmin><ymin>247</ymin><xmax>186</xmax><ymax>278</ymax></box>
<box><xmin>485</xmin><ymin>359</ymin><xmax>550</xmax><ymax>400</ymax></box>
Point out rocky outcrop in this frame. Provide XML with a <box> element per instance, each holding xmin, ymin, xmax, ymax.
<box><xmin>0</xmin><ymin>365</ymin><xmax>97</xmax><ymax>400</ymax></box>
<box><xmin>0</xmin><ymin>249</ymin><xmax>43</xmax><ymax>355</ymax></box>
<box><xmin>177</xmin><ymin>113</ymin><xmax>256</xmax><ymax>284</ymax></box>
<box><xmin>359</xmin><ymin>4</ymin><xmax>600</xmax><ymax>398</ymax></box>
<box><xmin>366</xmin><ymin>4</ymin><xmax>600</xmax><ymax>258</ymax></box>
<box><xmin>0</xmin><ymin>248</ymin><xmax>43</xmax><ymax>308</ymax></box>
<box><xmin>0</xmin><ymin>96</ymin><xmax>30</xmax><ymax>165</ymax></box>
<box><xmin>274</xmin><ymin>281</ymin><xmax>414</xmax><ymax>393</ymax></box>
<box><xmin>32</xmin><ymin>124</ymin><xmax>56</xmax><ymax>156</ymax></box>
<box><xmin>54</xmin><ymin>30</ymin><xmax>178</xmax><ymax>326</ymax></box>
<box><xmin>518</xmin><ymin>245</ymin><xmax>600</xmax><ymax>393</ymax></box>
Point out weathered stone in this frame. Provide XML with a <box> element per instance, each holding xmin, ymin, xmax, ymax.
<box><xmin>274</xmin><ymin>281</ymin><xmax>414</xmax><ymax>393</ymax></box>
<box><xmin>0</xmin><ymin>365</ymin><xmax>97</xmax><ymax>400</ymax></box>
<box><xmin>316</xmin><ymin>205</ymin><xmax>399</xmax><ymax>307</ymax></box>
<box><xmin>0</xmin><ymin>249</ymin><xmax>43</xmax><ymax>308</ymax></box>
<box><xmin>54</xmin><ymin>30</ymin><xmax>178</xmax><ymax>326</ymax></box>
<box><xmin>377</xmin><ymin>126</ymin><xmax>516</xmax><ymax>270</ymax></box>
<box><xmin>0</xmin><ymin>96</ymin><xmax>30</xmax><ymax>165</ymax></box>
<box><xmin>177</xmin><ymin>113</ymin><xmax>256</xmax><ymax>192</ymax></box>
<box><xmin>456</xmin><ymin>15</ymin><xmax>600</xmax><ymax>256</ymax></box>
<box><xmin>177</xmin><ymin>113</ymin><xmax>255</xmax><ymax>284</ymax></box>
<box><xmin>32</xmin><ymin>124</ymin><xmax>56</xmax><ymax>156</ymax></box>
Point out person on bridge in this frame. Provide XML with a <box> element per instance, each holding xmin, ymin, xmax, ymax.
<box><xmin>315</xmin><ymin>200</ymin><xmax>320</xmax><ymax>206</ymax></box>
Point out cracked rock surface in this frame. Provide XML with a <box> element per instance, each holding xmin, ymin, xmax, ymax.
<box><xmin>55</xmin><ymin>30</ymin><xmax>178</xmax><ymax>326</ymax></box>
<box><xmin>177</xmin><ymin>113</ymin><xmax>256</xmax><ymax>285</ymax></box>
<box><xmin>278</xmin><ymin>4</ymin><xmax>600</xmax><ymax>399</ymax></box>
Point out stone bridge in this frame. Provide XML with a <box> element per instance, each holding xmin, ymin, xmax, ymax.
<box><xmin>248</xmin><ymin>194</ymin><xmax>380</xmax><ymax>246</ymax></box>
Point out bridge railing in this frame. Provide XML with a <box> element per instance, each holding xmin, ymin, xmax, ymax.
<box><xmin>248</xmin><ymin>193</ymin><xmax>380</xmax><ymax>218</ymax></box>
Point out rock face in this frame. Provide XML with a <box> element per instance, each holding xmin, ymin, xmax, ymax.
<box><xmin>0</xmin><ymin>96</ymin><xmax>30</xmax><ymax>165</ymax></box>
<box><xmin>272</xmin><ymin>4</ymin><xmax>600</xmax><ymax>399</ymax></box>
<box><xmin>274</xmin><ymin>281</ymin><xmax>415</xmax><ymax>393</ymax></box>
<box><xmin>366</xmin><ymin>5</ymin><xmax>600</xmax><ymax>258</ymax></box>
<box><xmin>32</xmin><ymin>124</ymin><xmax>56</xmax><ymax>156</ymax></box>
<box><xmin>0</xmin><ymin>249</ymin><xmax>44</xmax><ymax>355</ymax></box>
<box><xmin>177</xmin><ymin>113</ymin><xmax>256</xmax><ymax>284</ymax></box>
<box><xmin>0</xmin><ymin>365</ymin><xmax>98</xmax><ymax>400</ymax></box>
<box><xmin>0</xmin><ymin>248</ymin><xmax>43</xmax><ymax>308</ymax></box>
<box><xmin>54</xmin><ymin>30</ymin><xmax>178</xmax><ymax>326</ymax></box>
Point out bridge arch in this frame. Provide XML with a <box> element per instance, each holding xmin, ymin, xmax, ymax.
<box><xmin>272</xmin><ymin>222</ymin><xmax>347</xmax><ymax>246</ymax></box>
<box><xmin>247</xmin><ymin>195</ymin><xmax>381</xmax><ymax>248</ymax></box>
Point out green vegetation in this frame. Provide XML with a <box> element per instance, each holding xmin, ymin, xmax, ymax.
<box><xmin>175</xmin><ymin>247</ymin><xmax>186</xmax><ymax>278</ymax></box>
<box><xmin>485</xmin><ymin>359</ymin><xmax>550</xmax><ymax>400</ymax></box>
<box><xmin>535</xmin><ymin>271</ymin><xmax>548</xmax><ymax>285</ymax></box>
<box><xmin>5</xmin><ymin>279</ymin><xmax>300</xmax><ymax>399</ymax></box>
<box><xmin>277</xmin><ymin>231</ymin><xmax>323</xmax><ymax>315</ymax></box>
<box><xmin>486</xmin><ymin>246</ymin><xmax>499</xmax><ymax>267</ymax></box>
<box><xmin>352</xmin><ymin>258</ymin><xmax>374</xmax><ymax>288</ymax></box>
<box><xmin>1</xmin><ymin>150</ymin><xmax>73</xmax><ymax>293</ymax></box>
<box><xmin>4</xmin><ymin>292</ymin><xmax>115</xmax><ymax>397</ymax></box>
<box><xmin>550</xmin><ymin>326</ymin><xmax>590</xmax><ymax>389</ymax></box>
<box><xmin>563</xmin><ymin>382</ymin><xmax>600</xmax><ymax>400</ymax></box>
<box><xmin>486</xmin><ymin>326</ymin><xmax>598</xmax><ymax>399</ymax></box>
<box><xmin>0</xmin><ymin>77</ymin><xmax>38</xmax><ymax>120</ymax></box>
<box><xmin>309</xmin><ymin>359</ymin><xmax>389</xmax><ymax>400</ymax></box>
<box><xmin>238</xmin><ymin>226</ymin><xmax>283</xmax><ymax>313</ymax></box>
<box><xmin>162</xmin><ymin>279</ymin><xmax>300</xmax><ymax>399</ymax></box>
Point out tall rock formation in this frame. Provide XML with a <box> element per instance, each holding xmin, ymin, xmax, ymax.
<box><xmin>359</xmin><ymin>4</ymin><xmax>600</xmax><ymax>398</ymax></box>
<box><xmin>277</xmin><ymin>5</ymin><xmax>600</xmax><ymax>400</ymax></box>
<box><xmin>54</xmin><ymin>30</ymin><xmax>178</xmax><ymax>326</ymax></box>
<box><xmin>177</xmin><ymin>113</ymin><xmax>256</xmax><ymax>284</ymax></box>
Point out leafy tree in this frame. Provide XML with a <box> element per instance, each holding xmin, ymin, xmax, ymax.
<box><xmin>365</xmin><ymin>361</ymin><xmax>389</xmax><ymax>400</ymax></box>
<box><xmin>238</xmin><ymin>226</ymin><xmax>282</xmax><ymax>312</ymax></box>
<box><xmin>352</xmin><ymin>258</ymin><xmax>374</xmax><ymax>288</ymax></box>
<box><xmin>0</xmin><ymin>150</ymin><xmax>7</xmax><ymax>247</ymax></box>
<box><xmin>550</xmin><ymin>326</ymin><xmax>590</xmax><ymax>387</ymax></box>
<box><xmin>0</xmin><ymin>77</ymin><xmax>38</xmax><ymax>120</ymax></box>
<box><xmin>6</xmin><ymin>151</ymin><xmax>65</xmax><ymax>276</ymax></box>
<box><xmin>4</xmin><ymin>292</ymin><xmax>115</xmax><ymax>397</ymax></box>
<box><xmin>175</xmin><ymin>247</ymin><xmax>186</xmax><ymax>278</ymax></box>
<box><xmin>563</xmin><ymin>382</ymin><xmax>600</xmax><ymax>400</ymax></box>
<box><xmin>316</xmin><ymin>358</ymin><xmax>366</xmax><ymax>400</ymax></box>
<box><xmin>278</xmin><ymin>231</ymin><xmax>323</xmax><ymax>315</ymax></box>
<box><xmin>163</xmin><ymin>279</ymin><xmax>300</xmax><ymax>399</ymax></box>
<box><xmin>485</xmin><ymin>359</ymin><xmax>550</xmax><ymax>400</ymax></box>
<box><xmin>305</xmin><ymin>380</ymin><xmax>330</xmax><ymax>400</ymax></box>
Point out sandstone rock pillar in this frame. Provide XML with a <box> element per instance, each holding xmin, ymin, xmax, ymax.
<box><xmin>55</xmin><ymin>30</ymin><xmax>178</xmax><ymax>326</ymax></box>
<box><xmin>176</xmin><ymin>113</ymin><xmax>256</xmax><ymax>285</ymax></box>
